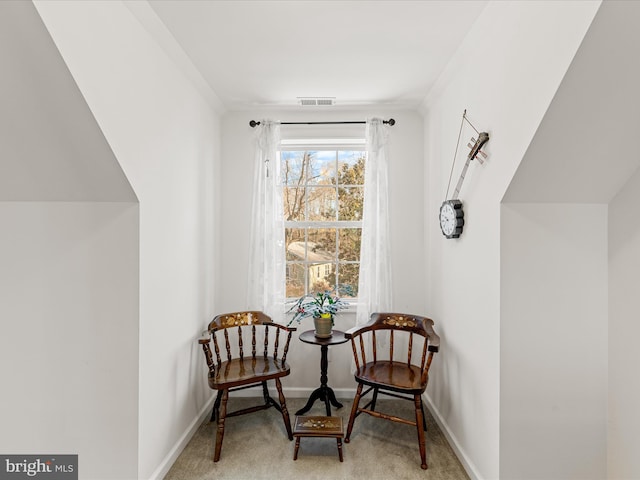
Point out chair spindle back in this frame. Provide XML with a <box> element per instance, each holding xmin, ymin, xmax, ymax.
<box><xmin>348</xmin><ymin>312</ymin><xmax>440</xmax><ymax>384</ymax></box>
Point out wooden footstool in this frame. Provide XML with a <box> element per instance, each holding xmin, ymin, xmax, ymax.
<box><xmin>293</xmin><ymin>415</ymin><xmax>344</xmax><ymax>462</ymax></box>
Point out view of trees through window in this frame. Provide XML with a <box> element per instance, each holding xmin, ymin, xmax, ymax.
<box><xmin>281</xmin><ymin>147</ymin><xmax>365</xmax><ymax>299</ymax></box>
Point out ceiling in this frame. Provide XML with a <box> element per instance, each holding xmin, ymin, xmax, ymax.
<box><xmin>145</xmin><ymin>0</ymin><xmax>487</xmax><ymax>111</ymax></box>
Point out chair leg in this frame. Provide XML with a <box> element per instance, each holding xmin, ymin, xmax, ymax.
<box><xmin>261</xmin><ymin>381</ymin><xmax>271</xmax><ymax>406</ymax></box>
<box><xmin>213</xmin><ymin>389</ymin><xmax>229</xmax><ymax>462</ymax></box>
<box><xmin>210</xmin><ymin>390</ymin><xmax>223</xmax><ymax>422</ymax></box>
<box><xmin>414</xmin><ymin>394</ymin><xmax>427</xmax><ymax>470</ymax></box>
<box><xmin>275</xmin><ymin>378</ymin><xmax>293</xmax><ymax>440</ymax></box>
<box><xmin>371</xmin><ymin>387</ymin><xmax>379</xmax><ymax>411</ymax></box>
<box><xmin>420</xmin><ymin>396</ymin><xmax>427</xmax><ymax>430</ymax></box>
<box><xmin>345</xmin><ymin>382</ymin><xmax>363</xmax><ymax>443</ymax></box>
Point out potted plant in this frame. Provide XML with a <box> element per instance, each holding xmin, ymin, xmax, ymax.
<box><xmin>287</xmin><ymin>288</ymin><xmax>351</xmax><ymax>338</ymax></box>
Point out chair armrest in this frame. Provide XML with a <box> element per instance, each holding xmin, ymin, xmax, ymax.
<box><xmin>344</xmin><ymin>317</ymin><xmax>377</xmax><ymax>339</ymax></box>
<box><xmin>423</xmin><ymin>320</ymin><xmax>440</xmax><ymax>352</ymax></box>
<box><xmin>344</xmin><ymin>325</ymin><xmax>360</xmax><ymax>339</ymax></box>
<box><xmin>265</xmin><ymin>320</ymin><xmax>297</xmax><ymax>332</ymax></box>
<box><xmin>198</xmin><ymin>330</ymin><xmax>210</xmax><ymax>345</ymax></box>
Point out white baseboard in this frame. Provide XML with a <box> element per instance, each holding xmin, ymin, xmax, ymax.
<box><xmin>148</xmin><ymin>394</ymin><xmax>216</xmax><ymax>480</ymax></box>
<box><xmin>423</xmin><ymin>393</ymin><xmax>482</xmax><ymax>480</ymax></box>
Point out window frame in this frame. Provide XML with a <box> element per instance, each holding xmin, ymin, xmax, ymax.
<box><xmin>280</xmin><ymin>138</ymin><xmax>366</xmax><ymax>302</ymax></box>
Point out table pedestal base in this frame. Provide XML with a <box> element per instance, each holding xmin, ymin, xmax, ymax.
<box><xmin>295</xmin><ymin>385</ymin><xmax>343</xmax><ymax>416</ymax></box>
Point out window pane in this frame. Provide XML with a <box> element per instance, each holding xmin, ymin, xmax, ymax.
<box><xmin>284</xmin><ymin>187</ymin><xmax>305</xmax><ymax>221</ymax></box>
<box><xmin>309</xmin><ymin>263</ymin><xmax>335</xmax><ymax>294</ymax></box>
<box><xmin>338</xmin><ymin>187</ymin><xmax>364</xmax><ymax>220</ymax></box>
<box><xmin>338</xmin><ymin>151</ymin><xmax>365</xmax><ymax>185</ymax></box>
<box><xmin>307</xmin><ymin>186</ymin><xmax>336</xmax><ymax>221</ymax></box>
<box><xmin>286</xmin><ymin>228</ymin><xmax>306</xmax><ymax>261</ymax></box>
<box><xmin>286</xmin><ymin>263</ymin><xmax>306</xmax><ymax>298</ymax></box>
<box><xmin>338</xmin><ymin>264</ymin><xmax>359</xmax><ymax>297</ymax></box>
<box><xmin>308</xmin><ymin>151</ymin><xmax>336</xmax><ymax>185</ymax></box>
<box><xmin>308</xmin><ymin>228</ymin><xmax>336</xmax><ymax>259</ymax></box>
<box><xmin>281</xmin><ymin>151</ymin><xmax>307</xmax><ymax>185</ymax></box>
<box><xmin>339</xmin><ymin>228</ymin><xmax>361</xmax><ymax>261</ymax></box>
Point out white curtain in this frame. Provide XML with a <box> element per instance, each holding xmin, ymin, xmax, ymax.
<box><xmin>356</xmin><ymin>118</ymin><xmax>392</xmax><ymax>327</ymax></box>
<box><xmin>247</xmin><ymin>120</ymin><xmax>286</xmax><ymax>323</ymax></box>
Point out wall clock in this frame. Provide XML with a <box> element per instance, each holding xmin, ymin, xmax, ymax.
<box><xmin>439</xmin><ymin>199</ymin><xmax>464</xmax><ymax>239</ymax></box>
<box><xmin>440</xmin><ymin>111</ymin><xmax>489</xmax><ymax>239</ymax></box>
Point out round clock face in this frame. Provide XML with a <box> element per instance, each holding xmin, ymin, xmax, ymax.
<box><xmin>439</xmin><ymin>199</ymin><xmax>464</xmax><ymax>238</ymax></box>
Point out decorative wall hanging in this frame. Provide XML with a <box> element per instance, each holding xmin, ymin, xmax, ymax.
<box><xmin>439</xmin><ymin>110</ymin><xmax>490</xmax><ymax>239</ymax></box>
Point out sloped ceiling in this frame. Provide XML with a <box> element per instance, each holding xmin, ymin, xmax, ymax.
<box><xmin>0</xmin><ymin>1</ymin><xmax>136</xmax><ymax>202</ymax></box>
<box><xmin>503</xmin><ymin>0</ymin><xmax>640</xmax><ymax>204</ymax></box>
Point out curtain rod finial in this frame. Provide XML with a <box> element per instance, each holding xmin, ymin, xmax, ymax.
<box><xmin>249</xmin><ymin>120</ymin><xmax>260</xmax><ymax>128</ymax></box>
<box><xmin>386</xmin><ymin>118</ymin><xmax>395</xmax><ymax>126</ymax></box>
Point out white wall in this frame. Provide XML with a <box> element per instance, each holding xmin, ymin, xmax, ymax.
<box><xmin>0</xmin><ymin>2</ymin><xmax>139</xmax><ymax>479</ymax></box>
<box><xmin>421</xmin><ymin>1</ymin><xmax>601</xmax><ymax>478</ymax></box>
<box><xmin>608</xmin><ymin>168</ymin><xmax>640</xmax><ymax>479</ymax></box>
<box><xmin>501</xmin><ymin>204</ymin><xmax>607</xmax><ymax>479</ymax></box>
<box><xmin>220</xmin><ymin>109</ymin><xmax>424</xmax><ymax>393</ymax></box>
<box><xmin>0</xmin><ymin>203</ymin><xmax>139</xmax><ymax>479</ymax></box>
<box><xmin>33</xmin><ymin>1</ymin><xmax>221</xmax><ymax>478</ymax></box>
<box><xmin>501</xmin><ymin>2</ymin><xmax>640</xmax><ymax>478</ymax></box>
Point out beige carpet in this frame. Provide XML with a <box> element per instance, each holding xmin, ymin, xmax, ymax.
<box><xmin>165</xmin><ymin>395</ymin><xmax>469</xmax><ymax>480</ymax></box>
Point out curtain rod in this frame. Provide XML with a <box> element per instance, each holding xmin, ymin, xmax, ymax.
<box><xmin>249</xmin><ymin>119</ymin><xmax>395</xmax><ymax>128</ymax></box>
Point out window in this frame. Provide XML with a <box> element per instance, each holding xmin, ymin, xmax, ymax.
<box><xmin>281</xmin><ymin>141</ymin><xmax>365</xmax><ymax>300</ymax></box>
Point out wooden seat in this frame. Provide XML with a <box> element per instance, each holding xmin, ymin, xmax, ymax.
<box><xmin>344</xmin><ymin>312</ymin><xmax>440</xmax><ymax>470</ymax></box>
<box><xmin>198</xmin><ymin>311</ymin><xmax>296</xmax><ymax>462</ymax></box>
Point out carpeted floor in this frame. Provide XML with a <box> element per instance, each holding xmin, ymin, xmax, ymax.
<box><xmin>164</xmin><ymin>396</ymin><xmax>469</xmax><ymax>480</ymax></box>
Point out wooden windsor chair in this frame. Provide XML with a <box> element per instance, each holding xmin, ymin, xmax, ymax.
<box><xmin>198</xmin><ymin>311</ymin><xmax>296</xmax><ymax>462</ymax></box>
<box><xmin>344</xmin><ymin>312</ymin><xmax>440</xmax><ymax>470</ymax></box>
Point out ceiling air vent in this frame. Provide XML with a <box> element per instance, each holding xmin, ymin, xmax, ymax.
<box><xmin>298</xmin><ymin>97</ymin><xmax>336</xmax><ymax>106</ymax></box>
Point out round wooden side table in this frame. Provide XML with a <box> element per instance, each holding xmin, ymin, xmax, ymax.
<box><xmin>295</xmin><ymin>329</ymin><xmax>349</xmax><ymax>416</ymax></box>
